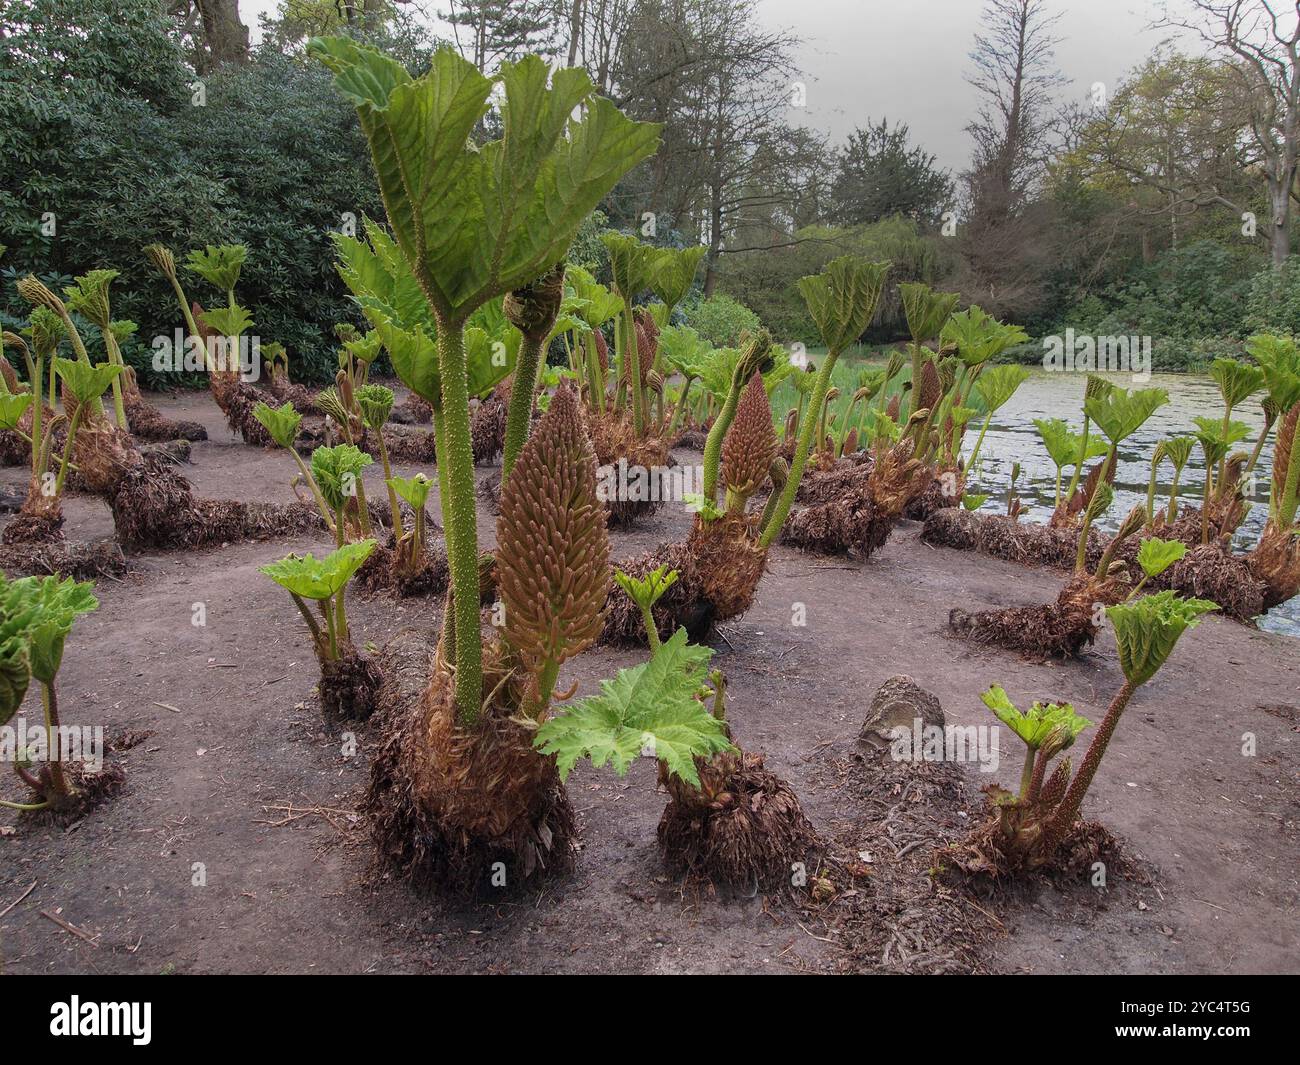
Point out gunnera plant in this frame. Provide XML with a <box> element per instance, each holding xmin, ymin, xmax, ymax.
<box><xmin>261</xmin><ymin>539</ymin><xmax>383</xmax><ymax>719</ymax></box>
<box><xmin>605</xmin><ymin>257</ymin><xmax>893</xmax><ymax>643</ymax></box>
<box><xmin>15</xmin><ymin>277</ymin><xmax>318</xmax><ymax>551</ymax></box>
<box><xmin>312</xmin><ymin>36</ymin><xmax>658</xmax><ymax>893</ymax></box>
<box><xmin>946</xmin><ymin>591</ymin><xmax>1217</xmax><ymax>875</ymax></box>
<box><xmin>536</xmin><ymin>567</ymin><xmax>816</xmax><ymax>891</ymax></box>
<box><xmin>0</xmin><ymin>572</ymin><xmax>122</xmax><ymax>815</ymax></box>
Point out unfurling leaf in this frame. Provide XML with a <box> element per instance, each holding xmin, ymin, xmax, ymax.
<box><xmin>797</xmin><ymin>257</ymin><xmax>891</xmax><ymax>354</ymax></box>
<box><xmin>252</xmin><ymin>400</ymin><xmax>303</xmax><ymax>450</ymax></box>
<box><xmin>980</xmin><ymin>685</ymin><xmax>1090</xmax><ymax>752</ymax></box>
<box><xmin>1106</xmin><ymin>591</ymin><xmax>1218</xmax><ymax>688</ymax></box>
<box><xmin>310</xmin><ymin>444</ymin><xmax>373</xmax><ymax>512</ymax></box>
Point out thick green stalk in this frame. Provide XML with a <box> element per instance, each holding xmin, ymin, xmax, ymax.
<box><xmin>1064</xmin><ymin>416</ymin><xmax>1092</xmax><ymax>504</ymax></box>
<box><xmin>906</xmin><ymin>340</ymin><xmax>923</xmax><ymax>419</ymax></box>
<box><xmin>1045</xmin><ymin>680</ymin><xmax>1136</xmax><ymax>852</ymax></box>
<box><xmin>502</xmin><ymin>333</ymin><xmax>545</xmax><ymax>479</ymax></box>
<box><xmin>1075</xmin><ymin>445</ymin><xmax>1116</xmax><ymax>572</ymax></box>
<box><xmin>667</xmin><ymin>375</ymin><xmax>695</xmax><ymax>434</ymax></box>
<box><xmin>102</xmin><ymin>330</ymin><xmax>128</xmax><ymax>429</ymax></box>
<box><xmin>623</xmin><ymin>301</ymin><xmax>645</xmax><ymax>435</ymax></box>
<box><xmin>583</xmin><ymin>333</ymin><xmax>604</xmax><ymax>416</ymax></box>
<box><xmin>701</xmin><ymin>371</ymin><xmax>746</xmax><ymax>502</ymax></box>
<box><xmin>1201</xmin><ymin>464</ymin><xmax>1214</xmax><ymax>545</ymax></box>
<box><xmin>1145</xmin><ymin>450</ymin><xmax>1162</xmax><ymax>526</ymax></box>
<box><xmin>1018</xmin><ymin>747</ymin><xmax>1036</xmax><ymax>801</ymax></box>
<box><xmin>1278</xmin><ymin>418</ymin><xmax>1300</xmax><ymax>528</ymax></box>
<box><xmin>53</xmin><ymin>407</ymin><xmax>83</xmax><ymax>495</ymax></box>
<box><xmin>23</xmin><ymin>351</ymin><xmax>42</xmax><ymax>480</ymax></box>
<box><xmin>375</xmin><ymin>433</ymin><xmax>404</xmax><ymax>542</ymax></box>
<box><xmin>761</xmin><ymin>349</ymin><xmax>841</xmax><ymax>548</ymax></box>
<box><xmin>290</xmin><ymin>449</ymin><xmax>336</xmax><ymax>537</ymax></box>
<box><xmin>433</xmin><ymin>322</ymin><xmax>484</xmax><ymax>724</ymax></box>
<box><xmin>1167</xmin><ymin>462</ymin><xmax>1184</xmax><ymax>523</ymax></box>
<box><xmin>1245</xmin><ymin>411</ymin><xmax>1276</xmax><ymax>478</ymax></box>
<box><xmin>966</xmin><ymin>411</ymin><xmax>994</xmax><ymax>476</ymax></box>
<box><xmin>289</xmin><ymin>591</ymin><xmax>325</xmax><ymax>655</ymax></box>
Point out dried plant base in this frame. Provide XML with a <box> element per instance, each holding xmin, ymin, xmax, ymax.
<box><xmin>124</xmin><ymin>390</ymin><xmax>207</xmax><ymax>442</ymax></box>
<box><xmin>355</xmin><ymin>539</ymin><xmax>450</xmax><ymax>599</ymax></box>
<box><xmin>672</xmin><ymin>427</ymin><xmax>708</xmax><ymax>451</ymax></box>
<box><xmin>389</xmin><ymin>392</ymin><xmax>432</xmax><ymax>425</ymax></box>
<box><xmin>1248</xmin><ymin>525</ymin><xmax>1300</xmax><ymax>611</ymax></box>
<box><xmin>18</xmin><ymin>760</ymin><xmax>127</xmax><ymax>830</ymax></box>
<box><xmin>266</xmin><ymin>375</ymin><xmax>319</xmax><ymax>416</ymax></box>
<box><xmin>0</xmin><ymin>540</ymin><xmax>127</xmax><ymax>580</ymax></box>
<box><xmin>939</xmin><ymin>815</ymin><xmax>1122</xmax><ymax>881</ymax></box>
<box><xmin>924</xmin><ymin>509</ymin><xmax>1269</xmax><ymax>622</ymax></box>
<box><xmin>364</xmin><ymin>638</ymin><xmax>576</xmax><ymax>900</ymax></box>
<box><xmin>470</xmin><ymin>389</ymin><xmax>509</xmax><ymax>466</ymax></box>
<box><xmin>319</xmin><ymin>645</ymin><xmax>383</xmax><ymax>722</ymax></box>
<box><xmin>658</xmin><ymin>750</ymin><xmax>818</xmax><ymax>893</ymax></box>
<box><xmin>382</xmin><ymin>424</ymin><xmax>438</xmax><ymax>464</ymax></box>
<box><xmin>1</xmin><ymin>508</ymin><xmax>64</xmax><ymax>545</ymax></box>
<box><xmin>948</xmin><ymin>574</ymin><xmax>1124</xmax><ymax>659</ymax></box>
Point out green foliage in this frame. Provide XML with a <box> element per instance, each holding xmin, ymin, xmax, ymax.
<box><xmin>260</xmin><ymin>540</ymin><xmax>378</xmax><ymax>601</ymax></box>
<box><xmin>1208</xmin><ymin>357</ymin><xmax>1264</xmax><ymax>411</ymax></box>
<box><xmin>63</xmin><ymin>270</ymin><xmax>118</xmax><ymax>329</ymax></box>
<box><xmin>53</xmin><ymin>357</ymin><xmax>124</xmax><ymax>407</ymax></box>
<box><xmin>602</xmin><ymin>233</ymin><xmax>661</xmax><ymax>300</ymax></box>
<box><xmin>1137</xmin><ymin>537</ymin><xmax>1188</xmax><ymax>579</ymax></box>
<box><xmin>1033</xmin><ymin>417</ymin><xmax>1108</xmax><ymax>470</ymax></box>
<box><xmin>900</xmin><ymin>282</ymin><xmax>961</xmax><ymax>344</ymax></box>
<box><xmin>940</xmin><ymin>307</ymin><xmax>1029</xmax><ymax>367</ymax></box>
<box><xmin>1</xmin><ymin>4</ymin><xmax>384</xmax><ymax>384</ymax></box>
<box><xmin>797</xmin><ymin>257</ymin><xmax>891</xmax><ymax>354</ymax></box>
<box><xmin>961</xmin><ymin>493</ymin><xmax>990</xmax><ymax>511</ymax></box>
<box><xmin>0</xmin><ymin>574</ymin><xmax>98</xmax><ymax>699</ymax></box>
<box><xmin>1084</xmin><ymin>386</ymin><xmax>1170</xmax><ymax>444</ymax></box>
<box><xmin>613</xmin><ymin>566</ymin><xmax>679</xmax><ymax>612</ymax></box>
<box><xmin>1245</xmin><ymin>333</ymin><xmax>1300</xmax><ymax>411</ymax></box>
<box><xmin>387</xmin><ymin>473</ymin><xmax>432</xmax><ymax>510</ymax></box>
<box><xmin>311</xmin><ymin>37</ymin><xmax>660</xmax><ymax>320</ymax></box>
<box><xmin>981</xmin><ymin>686</ymin><xmax>1091</xmax><ymax>753</ymax></box>
<box><xmin>683</xmin><ymin>293</ymin><xmax>762</xmax><ymax>348</ymax></box>
<box><xmin>200</xmin><ymin>304</ymin><xmax>254</xmax><ymax>339</ymax></box>
<box><xmin>975</xmin><ymin>364</ymin><xmax>1031</xmax><ymax>413</ymax></box>
<box><xmin>356</xmin><ymin>384</ymin><xmax>395</xmax><ymax>430</ymax></box>
<box><xmin>186</xmin><ymin>246</ymin><xmax>247</xmax><ymax>294</ymax></box>
<box><xmin>0</xmin><ymin>391</ymin><xmax>35</xmax><ymax>431</ymax></box>
<box><xmin>1106</xmin><ymin>592</ymin><xmax>1218</xmax><ymax>688</ymax></box>
<box><xmin>565</xmin><ymin>266</ymin><xmax>622</xmax><ymax>328</ymax></box>
<box><xmin>252</xmin><ymin>401</ymin><xmax>303</xmax><ymax>450</ymax></box>
<box><xmin>310</xmin><ymin>444</ymin><xmax>373</xmax><ymax>513</ymax></box>
<box><xmin>650</xmin><ymin>245</ymin><xmax>707</xmax><ymax>311</ymax></box>
<box><xmin>534</xmin><ymin>628</ymin><xmax>734</xmax><ymax>787</ymax></box>
<box><xmin>1191</xmin><ymin>415</ymin><xmax>1251</xmax><ymax>465</ymax></box>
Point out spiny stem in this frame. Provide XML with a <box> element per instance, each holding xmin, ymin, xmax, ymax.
<box><xmin>502</xmin><ymin>333</ymin><xmax>545</xmax><ymax>480</ymax></box>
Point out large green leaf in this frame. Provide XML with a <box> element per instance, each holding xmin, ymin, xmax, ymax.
<box><xmin>797</xmin><ymin>256</ymin><xmax>891</xmax><ymax>354</ymax></box>
<box><xmin>1191</xmin><ymin>415</ymin><xmax>1251</xmax><ymax>465</ymax></box>
<box><xmin>387</xmin><ymin>473</ymin><xmax>432</xmax><ymax>511</ymax></box>
<box><xmin>980</xmin><ymin>685</ymin><xmax>1090</xmax><ymax>752</ymax></box>
<box><xmin>311</xmin><ymin>38</ymin><xmax>661</xmax><ymax>319</ymax></box>
<box><xmin>650</xmin><ymin>245</ymin><xmax>707</xmax><ymax>311</ymax></box>
<box><xmin>0</xmin><ymin>390</ymin><xmax>34</xmax><ymax>431</ymax></box>
<box><xmin>260</xmin><ymin>540</ymin><xmax>378</xmax><ymax>601</ymax></box>
<box><xmin>63</xmin><ymin>270</ymin><xmax>118</xmax><ymax>330</ymax></box>
<box><xmin>602</xmin><ymin>232</ymin><xmax>660</xmax><ymax>300</ymax></box>
<box><xmin>566</xmin><ymin>266</ymin><xmax>623</xmax><ymax>328</ymax></box>
<box><xmin>1084</xmin><ymin>385</ymin><xmax>1170</xmax><ymax>444</ymax></box>
<box><xmin>1033</xmin><ymin>417</ymin><xmax>1108</xmax><ymax>470</ymax></box>
<box><xmin>54</xmin><ymin>357</ymin><xmax>125</xmax><ymax>408</ymax></box>
<box><xmin>534</xmin><ymin>628</ymin><xmax>734</xmax><ymax>787</ymax></box>
<box><xmin>975</xmin><ymin>364</ymin><xmax>1031</xmax><ymax>413</ymax></box>
<box><xmin>899</xmin><ymin>282</ymin><xmax>959</xmax><ymax>344</ymax></box>
<box><xmin>185</xmin><ymin>245</ymin><xmax>247</xmax><ymax>292</ymax></box>
<box><xmin>1107</xmin><ymin>591</ymin><xmax>1217</xmax><ymax>687</ymax></box>
<box><xmin>252</xmin><ymin>401</ymin><xmax>303</xmax><ymax>450</ymax></box>
<box><xmin>2</xmin><ymin>575</ymin><xmax>100</xmax><ymax>686</ymax></box>
<box><xmin>1209</xmin><ymin>358</ymin><xmax>1264</xmax><ymax>411</ymax></box>
<box><xmin>1136</xmin><ymin>537</ymin><xmax>1187</xmax><ymax>579</ymax></box>
<box><xmin>940</xmin><ymin>306</ymin><xmax>1028</xmax><ymax>367</ymax></box>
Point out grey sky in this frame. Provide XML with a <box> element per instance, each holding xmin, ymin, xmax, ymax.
<box><xmin>242</xmin><ymin>0</ymin><xmax>1188</xmax><ymax>170</ymax></box>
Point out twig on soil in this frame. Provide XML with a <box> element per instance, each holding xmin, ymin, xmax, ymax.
<box><xmin>0</xmin><ymin>880</ymin><xmax>37</xmax><ymax>919</ymax></box>
<box><xmin>40</xmin><ymin>909</ymin><xmax>101</xmax><ymax>946</ymax></box>
<box><xmin>254</xmin><ymin>801</ymin><xmax>358</xmax><ymax>833</ymax></box>
<box><xmin>152</xmin><ymin>701</ymin><xmax>182</xmax><ymax>714</ymax></box>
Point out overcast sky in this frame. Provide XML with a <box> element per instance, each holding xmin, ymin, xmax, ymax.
<box><xmin>242</xmin><ymin>0</ymin><xmax>1189</xmax><ymax>171</ymax></box>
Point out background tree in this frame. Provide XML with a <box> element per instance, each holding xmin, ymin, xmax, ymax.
<box><xmin>829</xmin><ymin>119</ymin><xmax>954</xmax><ymax>228</ymax></box>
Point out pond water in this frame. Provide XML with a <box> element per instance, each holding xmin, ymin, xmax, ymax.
<box><xmin>957</xmin><ymin>369</ymin><xmax>1298</xmax><ymax>638</ymax></box>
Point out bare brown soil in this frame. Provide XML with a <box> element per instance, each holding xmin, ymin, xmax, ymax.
<box><xmin>1</xmin><ymin>389</ymin><xmax>1297</xmax><ymax>974</ymax></box>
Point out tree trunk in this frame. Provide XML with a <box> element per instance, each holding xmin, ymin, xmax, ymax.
<box><xmin>195</xmin><ymin>0</ymin><xmax>249</xmax><ymax>70</ymax></box>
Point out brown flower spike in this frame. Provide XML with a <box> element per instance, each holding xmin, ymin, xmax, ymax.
<box><xmin>496</xmin><ymin>384</ymin><xmax>611</xmax><ymax>679</ymax></box>
<box><xmin>722</xmin><ymin>373</ymin><xmax>777</xmax><ymax>501</ymax></box>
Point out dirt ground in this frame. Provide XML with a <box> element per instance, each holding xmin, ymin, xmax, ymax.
<box><xmin>1</xmin><ymin>388</ymin><xmax>1297</xmax><ymax>975</ymax></box>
